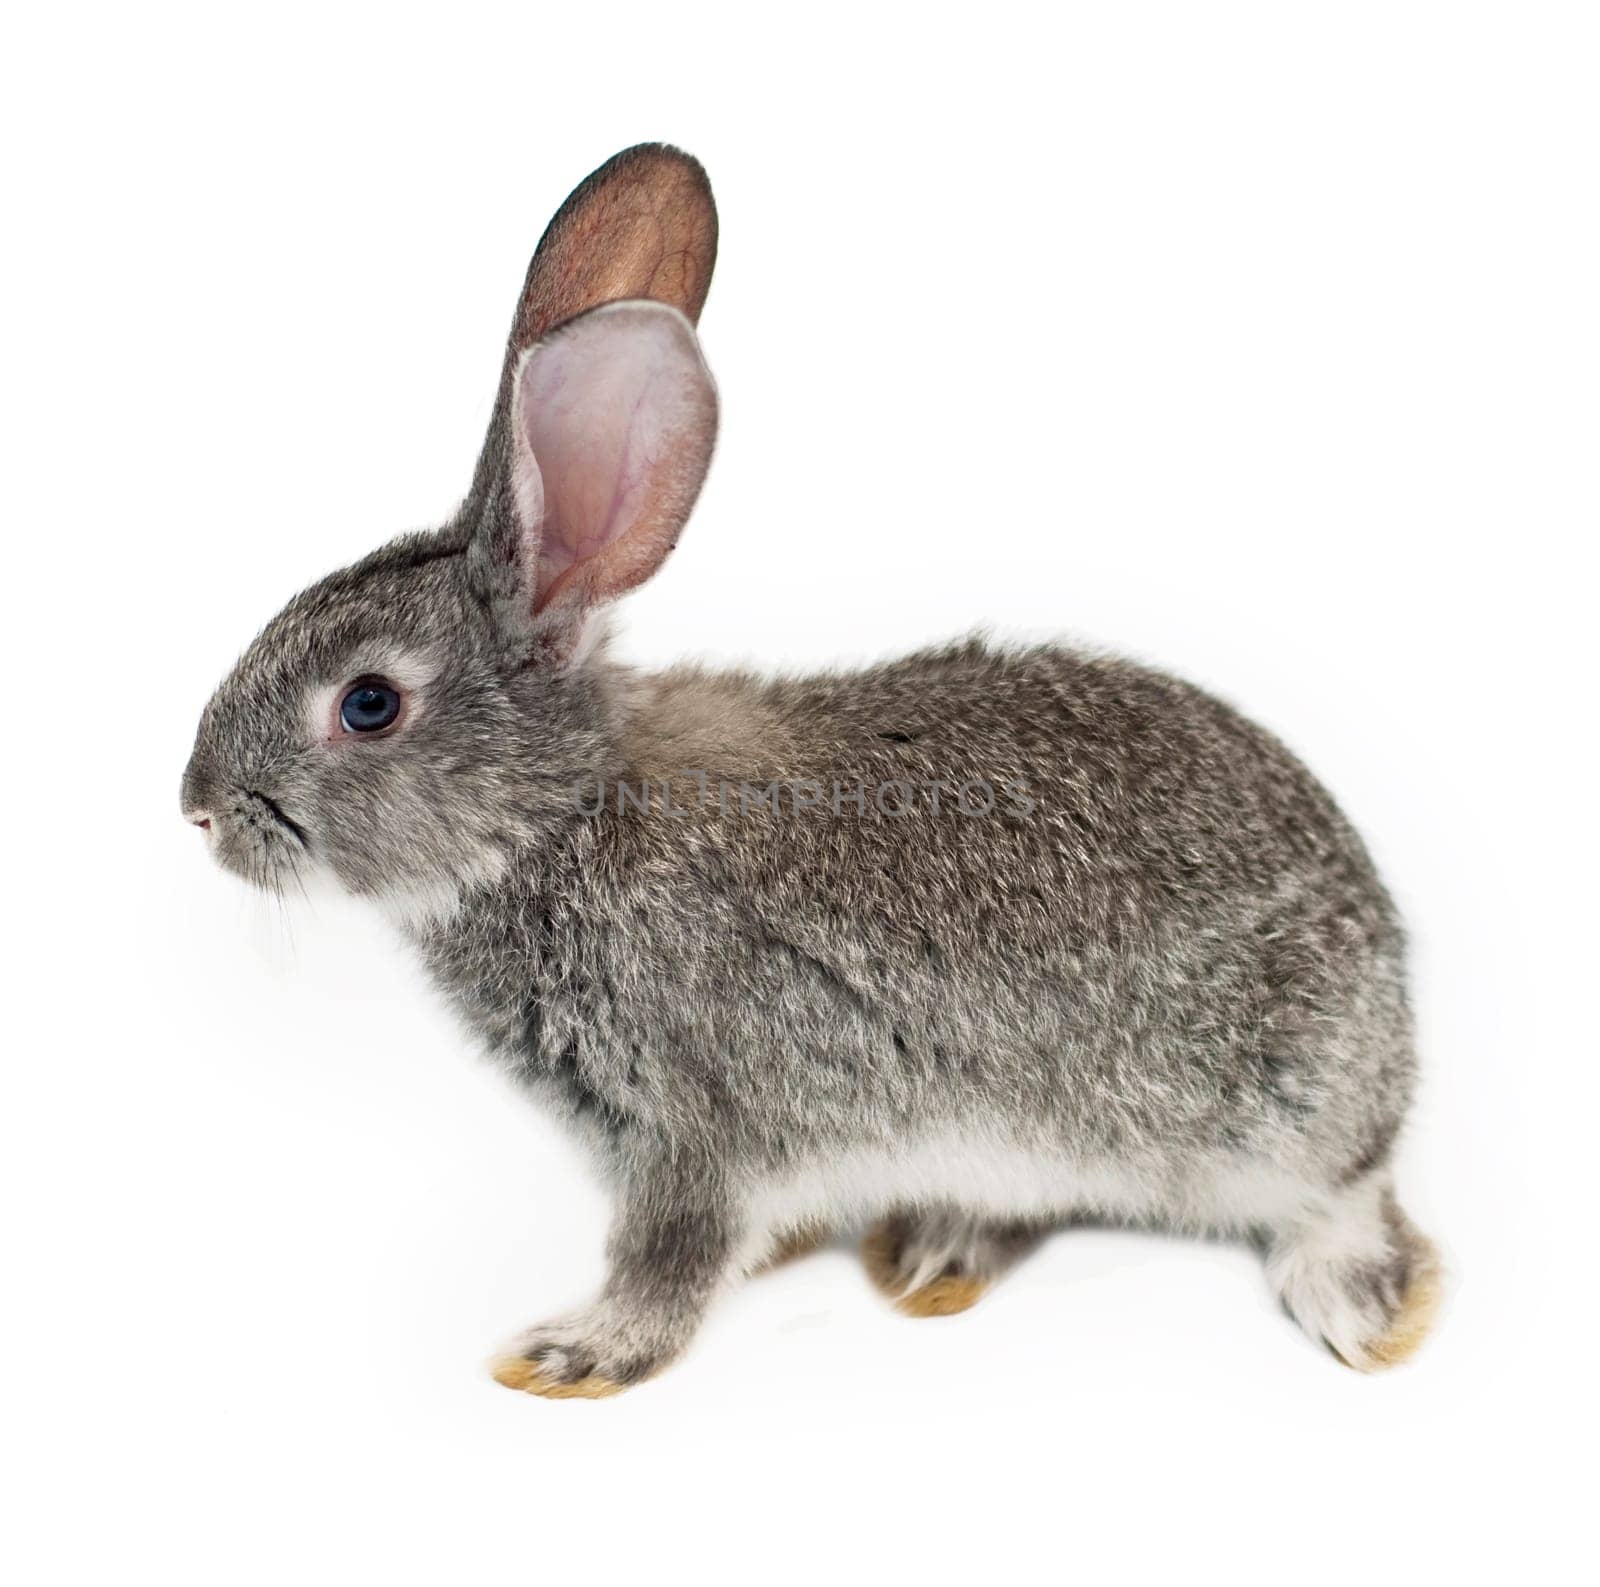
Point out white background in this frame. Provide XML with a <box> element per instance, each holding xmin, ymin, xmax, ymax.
<box><xmin>5</xmin><ymin>4</ymin><xmax>1596</xmax><ymax>1582</ymax></box>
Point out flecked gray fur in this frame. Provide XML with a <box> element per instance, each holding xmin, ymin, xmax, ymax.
<box><xmin>183</xmin><ymin>145</ymin><xmax>1436</xmax><ymax>1385</ymax></box>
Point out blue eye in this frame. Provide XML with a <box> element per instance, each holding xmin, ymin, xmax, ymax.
<box><xmin>339</xmin><ymin>680</ymin><xmax>402</xmax><ymax>733</ymax></box>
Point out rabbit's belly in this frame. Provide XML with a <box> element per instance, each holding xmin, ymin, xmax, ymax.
<box><xmin>741</xmin><ymin>1131</ymin><xmax>1315</xmax><ymax>1249</ymax></box>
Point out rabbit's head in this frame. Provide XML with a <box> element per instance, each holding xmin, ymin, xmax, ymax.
<box><xmin>181</xmin><ymin>145</ymin><xmax>718</xmax><ymax>906</ymax></box>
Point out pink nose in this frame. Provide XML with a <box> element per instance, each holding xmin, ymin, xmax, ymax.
<box><xmin>191</xmin><ymin>815</ymin><xmax>212</xmax><ymax>831</ymax></box>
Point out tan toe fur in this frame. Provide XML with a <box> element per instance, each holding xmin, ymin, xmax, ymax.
<box><xmin>1352</xmin><ymin>1247</ymin><xmax>1443</xmax><ymax>1371</ymax></box>
<box><xmin>894</xmin><ymin>1272</ymin><xmax>990</xmax><ymax>1317</ymax></box>
<box><xmin>861</xmin><ymin>1223</ymin><xmax>990</xmax><ymax>1318</ymax></box>
<box><xmin>491</xmin><ymin>1358</ymin><xmax>628</xmax><ymax>1399</ymax></box>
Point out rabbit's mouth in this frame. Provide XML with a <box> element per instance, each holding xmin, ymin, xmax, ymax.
<box><xmin>191</xmin><ymin>788</ymin><xmax>310</xmax><ymax>895</ymax></box>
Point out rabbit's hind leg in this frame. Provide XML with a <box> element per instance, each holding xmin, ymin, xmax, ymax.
<box><xmin>862</xmin><ymin>1206</ymin><xmax>1045</xmax><ymax>1317</ymax></box>
<box><xmin>1265</xmin><ymin>1170</ymin><xmax>1441</xmax><ymax>1370</ymax></box>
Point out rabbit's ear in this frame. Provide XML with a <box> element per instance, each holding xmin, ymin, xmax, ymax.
<box><xmin>499</xmin><ymin>299</ymin><xmax>717</xmax><ymax>661</ymax></box>
<box><xmin>510</xmin><ymin>142</ymin><xmax>716</xmax><ymax>348</ymax></box>
<box><xmin>465</xmin><ymin>145</ymin><xmax>716</xmax><ymax>519</ymax></box>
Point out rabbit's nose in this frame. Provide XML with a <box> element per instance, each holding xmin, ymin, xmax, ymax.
<box><xmin>187</xmin><ymin>811</ymin><xmax>212</xmax><ymax>832</ymax></box>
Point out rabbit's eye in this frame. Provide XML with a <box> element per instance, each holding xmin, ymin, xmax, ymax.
<box><xmin>339</xmin><ymin>679</ymin><xmax>402</xmax><ymax>734</ymax></box>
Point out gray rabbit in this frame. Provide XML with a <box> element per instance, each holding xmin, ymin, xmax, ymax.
<box><xmin>182</xmin><ymin>144</ymin><xmax>1439</xmax><ymax>1397</ymax></box>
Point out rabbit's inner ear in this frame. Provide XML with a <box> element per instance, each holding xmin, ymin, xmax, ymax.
<box><xmin>510</xmin><ymin>299</ymin><xmax>717</xmax><ymax>653</ymax></box>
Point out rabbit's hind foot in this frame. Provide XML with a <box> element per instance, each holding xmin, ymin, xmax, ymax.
<box><xmin>862</xmin><ymin>1207</ymin><xmax>1044</xmax><ymax>1318</ymax></box>
<box><xmin>1266</xmin><ymin>1172</ymin><xmax>1441</xmax><ymax>1371</ymax></box>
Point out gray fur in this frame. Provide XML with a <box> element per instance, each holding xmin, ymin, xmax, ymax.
<box><xmin>183</xmin><ymin>144</ymin><xmax>1434</xmax><ymax>1386</ymax></box>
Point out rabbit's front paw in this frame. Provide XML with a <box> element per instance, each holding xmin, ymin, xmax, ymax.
<box><xmin>490</xmin><ymin>1308</ymin><xmax>660</xmax><ymax>1400</ymax></box>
